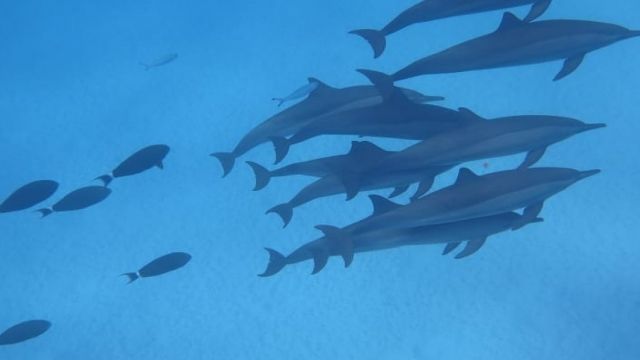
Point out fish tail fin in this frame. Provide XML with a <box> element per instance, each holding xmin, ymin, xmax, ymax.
<box><xmin>271</xmin><ymin>98</ymin><xmax>285</xmax><ymax>107</ymax></box>
<box><xmin>269</xmin><ymin>136</ymin><xmax>290</xmax><ymax>164</ymax></box>
<box><xmin>349</xmin><ymin>29</ymin><xmax>386</xmax><ymax>58</ymax></box>
<box><xmin>258</xmin><ymin>248</ymin><xmax>287</xmax><ymax>277</ymax></box>
<box><xmin>36</xmin><ymin>208</ymin><xmax>53</xmax><ymax>218</ymax></box>
<box><xmin>95</xmin><ymin>174</ymin><xmax>114</xmax><ymax>187</ymax></box>
<box><xmin>210</xmin><ymin>152</ymin><xmax>236</xmax><ymax>177</ymax></box>
<box><xmin>121</xmin><ymin>272</ymin><xmax>139</xmax><ymax>284</ymax></box>
<box><xmin>266</xmin><ymin>203</ymin><xmax>293</xmax><ymax>228</ymax></box>
<box><xmin>246</xmin><ymin>161</ymin><xmax>272</xmax><ymax>191</ymax></box>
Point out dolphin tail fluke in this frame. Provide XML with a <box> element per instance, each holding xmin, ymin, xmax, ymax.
<box><xmin>269</xmin><ymin>137</ymin><xmax>290</xmax><ymax>164</ymax></box>
<box><xmin>210</xmin><ymin>152</ymin><xmax>236</xmax><ymax>177</ymax></box>
<box><xmin>36</xmin><ymin>208</ymin><xmax>53</xmax><ymax>218</ymax></box>
<box><xmin>523</xmin><ymin>0</ymin><xmax>551</xmax><ymax>22</ymax></box>
<box><xmin>246</xmin><ymin>161</ymin><xmax>272</xmax><ymax>191</ymax></box>
<box><xmin>349</xmin><ymin>29</ymin><xmax>386</xmax><ymax>59</ymax></box>
<box><xmin>267</xmin><ymin>203</ymin><xmax>293</xmax><ymax>228</ymax></box>
<box><xmin>356</xmin><ymin>69</ymin><xmax>396</xmax><ymax>100</ymax></box>
<box><xmin>121</xmin><ymin>272</ymin><xmax>139</xmax><ymax>284</ymax></box>
<box><xmin>272</xmin><ymin>98</ymin><xmax>285</xmax><ymax>107</ymax></box>
<box><xmin>258</xmin><ymin>248</ymin><xmax>287</xmax><ymax>277</ymax></box>
<box><xmin>95</xmin><ymin>174</ymin><xmax>114</xmax><ymax>187</ymax></box>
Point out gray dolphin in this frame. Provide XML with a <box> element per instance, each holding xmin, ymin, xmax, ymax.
<box><xmin>36</xmin><ymin>186</ymin><xmax>112</xmax><ymax>217</ymax></box>
<box><xmin>0</xmin><ymin>320</ymin><xmax>51</xmax><ymax>346</ymax></box>
<box><xmin>96</xmin><ymin>144</ymin><xmax>170</xmax><ymax>186</ymax></box>
<box><xmin>272</xmin><ymin>80</ymin><xmax>320</xmax><ymax>107</ymax></box>
<box><xmin>140</xmin><ymin>53</ymin><xmax>178</xmax><ymax>70</ymax></box>
<box><xmin>366</xmin><ymin>12</ymin><xmax>640</xmax><ymax>81</ymax></box>
<box><xmin>246</xmin><ymin>141</ymin><xmax>393</xmax><ymax>191</ymax></box>
<box><xmin>357</xmin><ymin>167</ymin><xmax>599</xmax><ymax>234</ymax></box>
<box><xmin>210</xmin><ymin>78</ymin><xmax>443</xmax><ymax>176</ymax></box>
<box><xmin>122</xmin><ymin>252</ymin><xmax>192</xmax><ymax>284</ymax></box>
<box><xmin>340</xmin><ymin>107</ymin><xmax>605</xmax><ymax>197</ymax></box>
<box><xmin>260</xmin><ymin>199</ymin><xmax>542</xmax><ymax>276</ymax></box>
<box><xmin>1</xmin><ymin>180</ymin><xmax>59</xmax><ymax>213</ymax></box>
<box><xmin>270</xmin><ymin>71</ymin><xmax>469</xmax><ymax>163</ymax></box>
<box><xmin>351</xmin><ymin>0</ymin><xmax>551</xmax><ymax>58</ymax></box>
<box><xmin>267</xmin><ymin>165</ymin><xmax>452</xmax><ymax>227</ymax></box>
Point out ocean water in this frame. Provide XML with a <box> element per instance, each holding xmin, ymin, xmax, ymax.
<box><xmin>1</xmin><ymin>0</ymin><xmax>639</xmax><ymax>359</ymax></box>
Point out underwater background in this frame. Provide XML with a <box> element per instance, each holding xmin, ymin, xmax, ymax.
<box><xmin>1</xmin><ymin>0</ymin><xmax>639</xmax><ymax>359</ymax></box>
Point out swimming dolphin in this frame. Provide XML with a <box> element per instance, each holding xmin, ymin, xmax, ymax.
<box><xmin>351</xmin><ymin>0</ymin><xmax>551</xmax><ymax>58</ymax></box>
<box><xmin>96</xmin><ymin>144</ymin><xmax>170</xmax><ymax>186</ymax></box>
<box><xmin>357</xmin><ymin>167</ymin><xmax>599</xmax><ymax>234</ymax></box>
<box><xmin>122</xmin><ymin>252</ymin><xmax>191</xmax><ymax>284</ymax></box>
<box><xmin>246</xmin><ymin>141</ymin><xmax>393</xmax><ymax>191</ymax></box>
<box><xmin>36</xmin><ymin>186</ymin><xmax>112</xmax><ymax>217</ymax></box>
<box><xmin>267</xmin><ymin>165</ymin><xmax>452</xmax><ymax>227</ymax></box>
<box><xmin>365</xmin><ymin>12</ymin><xmax>640</xmax><ymax>81</ymax></box>
<box><xmin>1</xmin><ymin>180</ymin><xmax>59</xmax><ymax>213</ymax></box>
<box><xmin>0</xmin><ymin>320</ymin><xmax>51</xmax><ymax>346</ymax></box>
<box><xmin>270</xmin><ymin>72</ymin><xmax>469</xmax><ymax>163</ymax></box>
<box><xmin>272</xmin><ymin>80</ymin><xmax>320</xmax><ymax>107</ymax></box>
<box><xmin>140</xmin><ymin>53</ymin><xmax>178</xmax><ymax>70</ymax></box>
<box><xmin>260</xmin><ymin>199</ymin><xmax>542</xmax><ymax>276</ymax></box>
<box><xmin>210</xmin><ymin>78</ymin><xmax>443</xmax><ymax>176</ymax></box>
<box><xmin>339</xmin><ymin>106</ymin><xmax>605</xmax><ymax>197</ymax></box>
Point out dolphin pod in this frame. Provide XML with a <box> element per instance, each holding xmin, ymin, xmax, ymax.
<box><xmin>363</xmin><ymin>13</ymin><xmax>640</xmax><ymax>82</ymax></box>
<box><xmin>351</xmin><ymin>0</ymin><xmax>552</xmax><ymax>58</ymax></box>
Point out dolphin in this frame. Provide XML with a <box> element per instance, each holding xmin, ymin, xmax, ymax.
<box><xmin>272</xmin><ymin>80</ymin><xmax>320</xmax><ymax>107</ymax></box>
<box><xmin>356</xmin><ymin>167</ymin><xmax>599</xmax><ymax>234</ymax></box>
<box><xmin>0</xmin><ymin>320</ymin><xmax>51</xmax><ymax>346</ymax></box>
<box><xmin>1</xmin><ymin>180</ymin><xmax>59</xmax><ymax>213</ymax></box>
<box><xmin>267</xmin><ymin>165</ymin><xmax>452</xmax><ymax>227</ymax></box>
<box><xmin>351</xmin><ymin>0</ymin><xmax>551</xmax><ymax>58</ymax></box>
<box><xmin>36</xmin><ymin>186</ymin><xmax>112</xmax><ymax>217</ymax></box>
<box><xmin>96</xmin><ymin>144</ymin><xmax>170</xmax><ymax>186</ymax></box>
<box><xmin>210</xmin><ymin>78</ymin><xmax>443</xmax><ymax>176</ymax></box>
<box><xmin>339</xmin><ymin>106</ymin><xmax>605</xmax><ymax>197</ymax></box>
<box><xmin>121</xmin><ymin>252</ymin><xmax>192</xmax><ymax>284</ymax></box>
<box><xmin>246</xmin><ymin>141</ymin><xmax>393</xmax><ymax>191</ymax></box>
<box><xmin>365</xmin><ymin>12</ymin><xmax>640</xmax><ymax>81</ymax></box>
<box><xmin>140</xmin><ymin>53</ymin><xmax>178</xmax><ymax>70</ymax></box>
<box><xmin>270</xmin><ymin>72</ymin><xmax>470</xmax><ymax>163</ymax></box>
<box><xmin>260</xmin><ymin>199</ymin><xmax>542</xmax><ymax>276</ymax></box>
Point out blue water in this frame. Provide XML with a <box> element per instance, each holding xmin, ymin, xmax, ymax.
<box><xmin>1</xmin><ymin>0</ymin><xmax>639</xmax><ymax>359</ymax></box>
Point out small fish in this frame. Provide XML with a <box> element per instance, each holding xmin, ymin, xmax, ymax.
<box><xmin>122</xmin><ymin>252</ymin><xmax>192</xmax><ymax>284</ymax></box>
<box><xmin>96</xmin><ymin>144</ymin><xmax>170</xmax><ymax>186</ymax></box>
<box><xmin>37</xmin><ymin>186</ymin><xmax>112</xmax><ymax>217</ymax></box>
<box><xmin>272</xmin><ymin>81</ymin><xmax>320</xmax><ymax>107</ymax></box>
<box><xmin>140</xmin><ymin>53</ymin><xmax>178</xmax><ymax>70</ymax></box>
<box><xmin>0</xmin><ymin>320</ymin><xmax>51</xmax><ymax>346</ymax></box>
<box><xmin>0</xmin><ymin>180</ymin><xmax>59</xmax><ymax>213</ymax></box>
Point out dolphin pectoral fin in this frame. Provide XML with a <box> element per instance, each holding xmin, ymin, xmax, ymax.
<box><xmin>411</xmin><ymin>177</ymin><xmax>435</xmax><ymax>202</ymax></box>
<box><xmin>512</xmin><ymin>202</ymin><xmax>544</xmax><ymax>230</ymax></box>
<box><xmin>455</xmin><ymin>238</ymin><xmax>487</xmax><ymax>259</ymax></box>
<box><xmin>554</xmin><ymin>54</ymin><xmax>585</xmax><ymax>81</ymax></box>
<box><xmin>389</xmin><ymin>185</ymin><xmax>410</xmax><ymax>198</ymax></box>
<box><xmin>519</xmin><ymin>147</ymin><xmax>547</xmax><ymax>169</ymax></box>
<box><xmin>269</xmin><ymin>137</ymin><xmax>290</xmax><ymax>164</ymax></box>
<box><xmin>442</xmin><ymin>242</ymin><xmax>462</xmax><ymax>255</ymax></box>
<box><xmin>156</xmin><ymin>161</ymin><xmax>164</xmax><ymax>170</ymax></box>
<box><xmin>315</xmin><ymin>225</ymin><xmax>354</xmax><ymax>268</ymax></box>
<box><xmin>524</xmin><ymin>0</ymin><xmax>551</xmax><ymax>22</ymax></box>
<box><xmin>338</xmin><ymin>173</ymin><xmax>362</xmax><ymax>201</ymax></box>
<box><xmin>311</xmin><ymin>247</ymin><xmax>330</xmax><ymax>275</ymax></box>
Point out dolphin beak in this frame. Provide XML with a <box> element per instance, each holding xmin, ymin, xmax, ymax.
<box><xmin>582</xmin><ymin>123</ymin><xmax>607</xmax><ymax>132</ymax></box>
<box><xmin>418</xmin><ymin>94</ymin><xmax>445</xmax><ymax>103</ymax></box>
<box><xmin>578</xmin><ymin>169</ymin><xmax>601</xmax><ymax>180</ymax></box>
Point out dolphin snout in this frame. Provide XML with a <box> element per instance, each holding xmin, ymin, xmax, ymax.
<box><xmin>582</xmin><ymin>123</ymin><xmax>607</xmax><ymax>132</ymax></box>
<box><xmin>578</xmin><ymin>169</ymin><xmax>601</xmax><ymax>180</ymax></box>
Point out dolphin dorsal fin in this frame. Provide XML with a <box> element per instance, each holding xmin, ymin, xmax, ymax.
<box><xmin>454</xmin><ymin>168</ymin><xmax>480</xmax><ymax>186</ymax></box>
<box><xmin>348</xmin><ymin>141</ymin><xmax>387</xmax><ymax>158</ymax></box>
<box><xmin>368</xmin><ymin>195</ymin><xmax>401</xmax><ymax>216</ymax></box>
<box><xmin>496</xmin><ymin>12</ymin><xmax>525</xmax><ymax>32</ymax></box>
<box><xmin>458</xmin><ymin>107</ymin><xmax>485</xmax><ymax>123</ymax></box>
<box><xmin>315</xmin><ymin>225</ymin><xmax>343</xmax><ymax>238</ymax></box>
